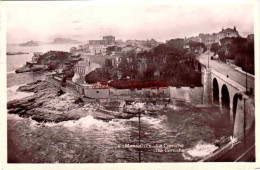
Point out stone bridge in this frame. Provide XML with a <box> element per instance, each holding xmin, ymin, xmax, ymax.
<box><xmin>201</xmin><ymin>66</ymin><xmax>254</xmax><ymax>140</ymax></box>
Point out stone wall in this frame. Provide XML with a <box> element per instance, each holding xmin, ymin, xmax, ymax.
<box><xmin>169</xmin><ymin>87</ymin><xmax>203</xmax><ymax>104</ymax></box>
<box><xmin>110</xmin><ymin>89</ymin><xmax>131</xmax><ymax>96</ymax></box>
<box><xmin>45</xmin><ymin>74</ymin><xmax>202</xmax><ymax>102</ymax></box>
<box><xmin>84</xmin><ymin>88</ymin><xmax>110</xmax><ymax>99</ymax></box>
<box><xmin>110</xmin><ymin>88</ymin><xmax>170</xmax><ymax>98</ymax></box>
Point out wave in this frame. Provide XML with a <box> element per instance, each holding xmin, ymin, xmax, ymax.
<box><xmin>7</xmin><ymin>84</ymin><xmax>34</xmax><ymax>102</ymax></box>
<box><xmin>7</xmin><ymin>70</ymin><xmax>16</xmax><ymax>74</ymax></box>
<box><xmin>45</xmin><ymin>115</ymin><xmax>108</xmax><ymax>129</ymax></box>
<box><xmin>166</xmin><ymin>104</ymin><xmax>182</xmax><ymax>111</ymax></box>
<box><xmin>7</xmin><ymin>114</ymin><xmax>24</xmax><ymax>121</ymax></box>
<box><xmin>183</xmin><ymin>140</ymin><xmax>218</xmax><ymax>160</ymax></box>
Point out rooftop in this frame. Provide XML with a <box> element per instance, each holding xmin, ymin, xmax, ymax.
<box><xmin>89</xmin><ymin>40</ymin><xmax>105</xmax><ymax>45</ymax></box>
<box><xmin>103</xmin><ymin>35</ymin><xmax>115</xmax><ymax>38</ymax></box>
<box><xmin>220</xmin><ymin>28</ymin><xmax>238</xmax><ymax>33</ymax></box>
<box><xmin>75</xmin><ymin>61</ymin><xmax>90</xmax><ymax>67</ymax></box>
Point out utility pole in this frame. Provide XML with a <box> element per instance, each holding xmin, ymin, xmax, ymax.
<box><xmin>246</xmin><ymin>56</ymin><xmax>248</xmax><ymax>94</ymax></box>
<box><xmin>138</xmin><ymin>109</ymin><xmax>141</xmax><ymax>162</ymax></box>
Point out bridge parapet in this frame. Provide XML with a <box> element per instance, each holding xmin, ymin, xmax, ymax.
<box><xmin>210</xmin><ymin>69</ymin><xmax>246</xmax><ymax>93</ymax></box>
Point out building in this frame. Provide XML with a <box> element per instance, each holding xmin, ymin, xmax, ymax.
<box><xmin>112</xmin><ymin>56</ymin><xmax>121</xmax><ymax>67</ymax></box>
<box><xmin>72</xmin><ymin>60</ymin><xmax>91</xmax><ymax>83</ymax></box>
<box><xmin>115</xmin><ymin>39</ymin><xmax>125</xmax><ymax>47</ymax></box>
<box><xmin>218</xmin><ymin>26</ymin><xmax>239</xmax><ymax>39</ymax></box>
<box><xmin>187</xmin><ymin>26</ymin><xmax>240</xmax><ymax>46</ymax></box>
<box><xmin>126</xmin><ymin>40</ymin><xmax>137</xmax><ymax>46</ymax></box>
<box><xmin>89</xmin><ymin>40</ymin><xmax>106</xmax><ymax>55</ymax></box>
<box><xmin>103</xmin><ymin>35</ymin><xmax>115</xmax><ymax>45</ymax></box>
<box><xmin>83</xmin><ymin>44</ymin><xmax>90</xmax><ymax>52</ymax></box>
<box><xmin>88</xmin><ymin>35</ymin><xmax>116</xmax><ymax>55</ymax></box>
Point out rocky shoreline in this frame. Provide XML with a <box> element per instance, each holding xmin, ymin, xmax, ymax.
<box><xmin>7</xmin><ymin>80</ymin><xmax>135</xmax><ymax>123</ymax></box>
<box><xmin>7</xmin><ymin>52</ymin><xmax>29</xmax><ymax>55</ymax></box>
<box><xmin>15</xmin><ymin>64</ymin><xmax>46</xmax><ymax>73</ymax></box>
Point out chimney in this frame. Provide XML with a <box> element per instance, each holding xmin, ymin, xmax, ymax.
<box><xmin>234</xmin><ymin>26</ymin><xmax>236</xmax><ymax>31</ymax></box>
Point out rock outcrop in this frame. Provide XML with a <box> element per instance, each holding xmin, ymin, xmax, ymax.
<box><xmin>7</xmin><ymin>80</ymin><xmax>130</xmax><ymax>123</ymax></box>
<box><xmin>15</xmin><ymin>64</ymin><xmax>46</xmax><ymax>73</ymax></box>
<box><xmin>7</xmin><ymin>52</ymin><xmax>29</xmax><ymax>55</ymax></box>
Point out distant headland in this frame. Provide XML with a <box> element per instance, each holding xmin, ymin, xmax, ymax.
<box><xmin>19</xmin><ymin>40</ymin><xmax>39</xmax><ymax>47</ymax></box>
<box><xmin>52</xmin><ymin>38</ymin><xmax>82</xmax><ymax>44</ymax></box>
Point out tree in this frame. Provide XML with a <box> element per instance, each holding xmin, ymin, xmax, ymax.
<box><xmin>106</xmin><ymin>46</ymin><xmax>122</xmax><ymax>55</ymax></box>
<box><xmin>85</xmin><ymin>68</ymin><xmax>111</xmax><ymax>84</ymax></box>
<box><xmin>210</xmin><ymin>43</ymin><xmax>220</xmax><ymax>55</ymax></box>
<box><xmin>217</xmin><ymin>37</ymin><xmax>254</xmax><ymax>74</ymax></box>
<box><xmin>48</xmin><ymin>62</ymin><xmax>59</xmax><ymax>71</ymax></box>
<box><xmin>166</xmin><ymin>38</ymin><xmax>185</xmax><ymax>50</ymax></box>
<box><xmin>189</xmin><ymin>41</ymin><xmax>207</xmax><ymax>53</ymax></box>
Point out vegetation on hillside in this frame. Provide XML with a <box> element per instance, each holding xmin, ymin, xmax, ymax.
<box><xmin>211</xmin><ymin>37</ymin><xmax>254</xmax><ymax>74</ymax></box>
<box><xmin>85</xmin><ymin>39</ymin><xmax>203</xmax><ymax>87</ymax></box>
<box><xmin>37</xmin><ymin>51</ymin><xmax>82</xmax><ymax>77</ymax></box>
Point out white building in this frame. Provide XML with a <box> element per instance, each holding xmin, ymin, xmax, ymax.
<box><xmin>72</xmin><ymin>60</ymin><xmax>91</xmax><ymax>83</ymax></box>
<box><xmin>72</xmin><ymin>60</ymin><xmax>101</xmax><ymax>83</ymax></box>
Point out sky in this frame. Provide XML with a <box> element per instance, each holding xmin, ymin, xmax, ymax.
<box><xmin>4</xmin><ymin>0</ymin><xmax>255</xmax><ymax>44</ymax></box>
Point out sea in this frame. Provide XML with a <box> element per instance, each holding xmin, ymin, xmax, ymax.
<box><xmin>6</xmin><ymin>44</ymin><xmax>231</xmax><ymax>163</ymax></box>
<box><xmin>7</xmin><ymin>44</ymin><xmax>76</xmax><ymax>101</ymax></box>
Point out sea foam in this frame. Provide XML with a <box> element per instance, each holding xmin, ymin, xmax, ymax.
<box><xmin>7</xmin><ymin>84</ymin><xmax>34</xmax><ymax>102</ymax></box>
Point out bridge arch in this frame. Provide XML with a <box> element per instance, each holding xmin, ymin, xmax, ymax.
<box><xmin>198</xmin><ymin>62</ymin><xmax>201</xmax><ymax>72</ymax></box>
<box><xmin>213</xmin><ymin>78</ymin><xmax>219</xmax><ymax>104</ymax></box>
<box><xmin>221</xmin><ymin>84</ymin><xmax>230</xmax><ymax>109</ymax></box>
<box><xmin>221</xmin><ymin>84</ymin><xmax>231</xmax><ymax>129</ymax></box>
<box><xmin>232</xmin><ymin>93</ymin><xmax>239</xmax><ymax>123</ymax></box>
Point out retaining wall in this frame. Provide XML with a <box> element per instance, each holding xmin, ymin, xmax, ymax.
<box><xmin>169</xmin><ymin>86</ymin><xmax>203</xmax><ymax>104</ymax></box>
<box><xmin>45</xmin><ymin>74</ymin><xmax>203</xmax><ymax>103</ymax></box>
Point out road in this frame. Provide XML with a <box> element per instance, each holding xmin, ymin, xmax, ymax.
<box><xmin>198</xmin><ymin>51</ymin><xmax>255</xmax><ymax>94</ymax></box>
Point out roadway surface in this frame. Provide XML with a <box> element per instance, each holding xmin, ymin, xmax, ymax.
<box><xmin>198</xmin><ymin>51</ymin><xmax>255</xmax><ymax>94</ymax></box>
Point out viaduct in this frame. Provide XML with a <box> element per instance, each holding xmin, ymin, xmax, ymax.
<box><xmin>195</xmin><ymin>61</ymin><xmax>255</xmax><ymax>141</ymax></box>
